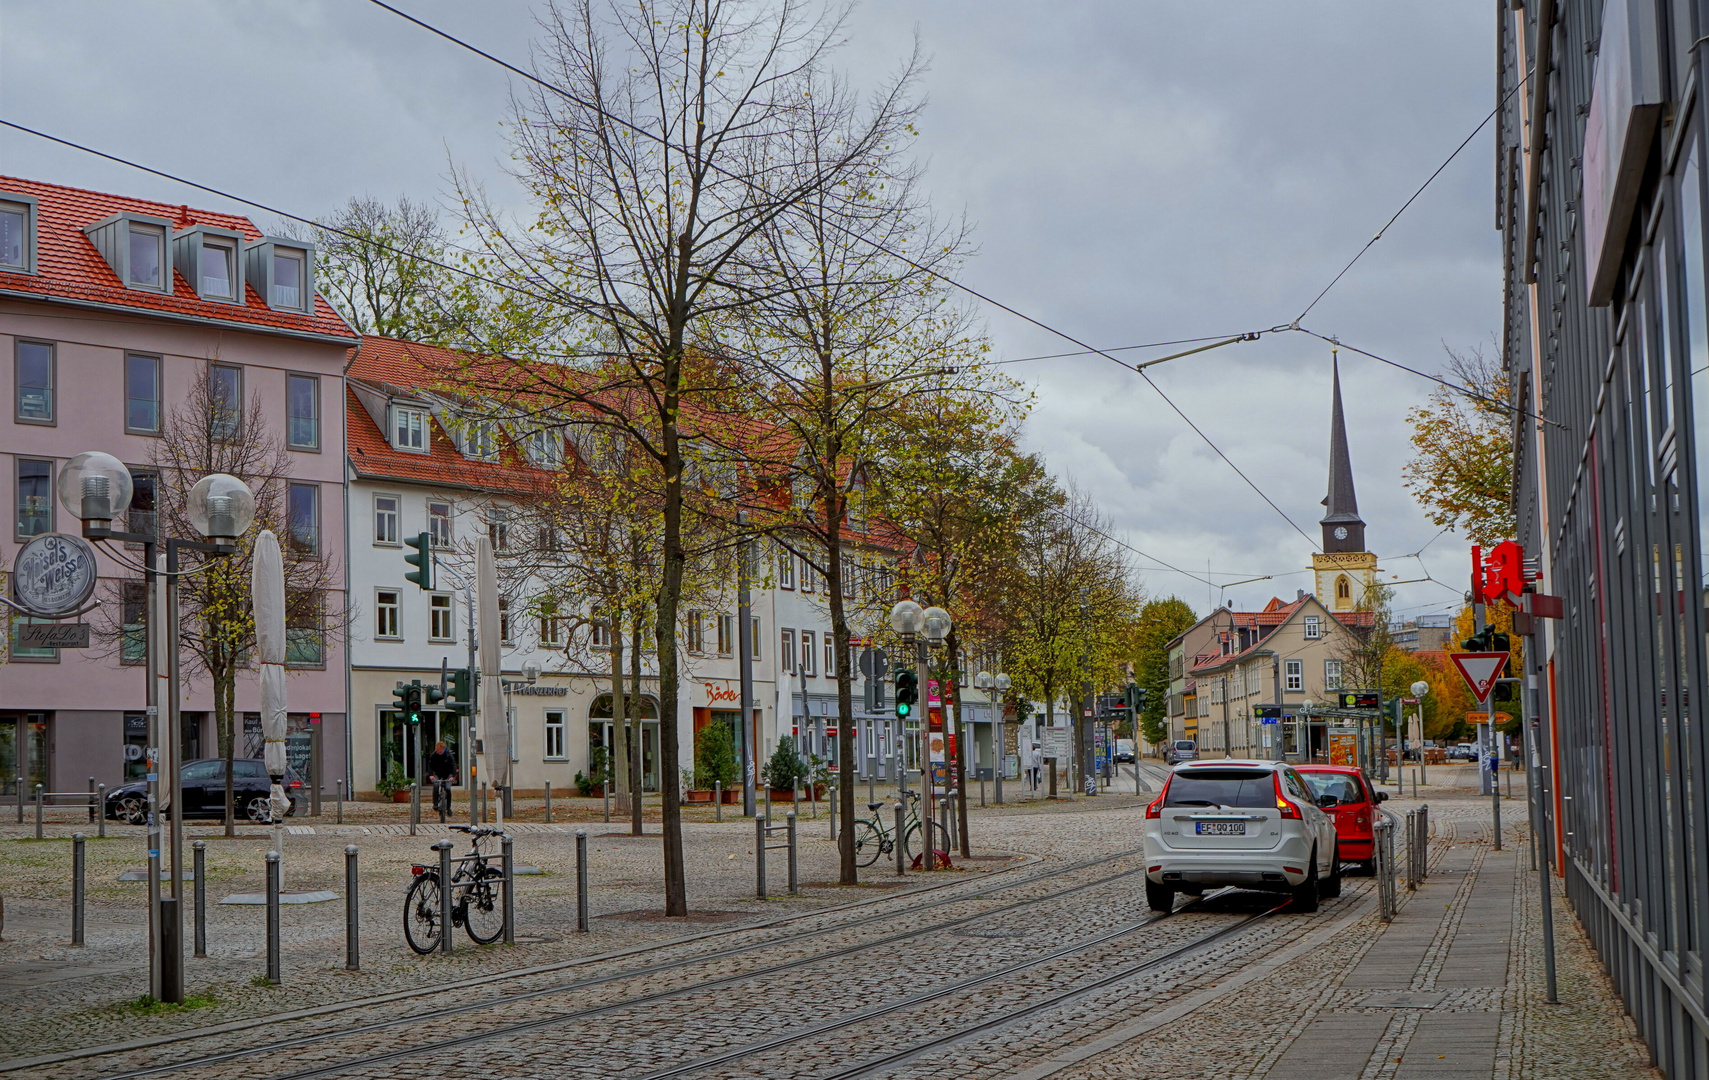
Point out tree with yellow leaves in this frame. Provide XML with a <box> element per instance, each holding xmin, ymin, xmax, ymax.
<box><xmin>1402</xmin><ymin>343</ymin><xmax>1515</xmax><ymax>545</ymax></box>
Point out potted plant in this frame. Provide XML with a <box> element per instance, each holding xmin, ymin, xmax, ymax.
<box><xmin>763</xmin><ymin>736</ymin><xmax>808</xmax><ymax>800</ymax></box>
<box><xmin>690</xmin><ymin>721</ymin><xmax>739</xmax><ymax>803</ymax></box>
<box><xmin>575</xmin><ymin>746</ymin><xmax>611</xmax><ymax>797</ymax></box>
<box><xmin>376</xmin><ymin>761</ymin><xmax>410</xmax><ymax>802</ymax></box>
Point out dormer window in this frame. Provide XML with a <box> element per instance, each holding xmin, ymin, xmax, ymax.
<box><xmin>243</xmin><ymin>236</ymin><xmax>315</xmax><ymax>312</ymax></box>
<box><xmin>464</xmin><ymin>420</ymin><xmax>498</xmax><ymax>461</ymax></box>
<box><xmin>84</xmin><ymin>212</ymin><xmax>174</xmax><ymax>293</ymax></box>
<box><xmin>392</xmin><ymin>405</ymin><xmax>428</xmax><ymax>452</ymax></box>
<box><xmin>526</xmin><ymin>428</ymin><xmax>563</xmax><ymax>468</ymax></box>
<box><xmin>0</xmin><ymin>195</ymin><xmax>37</xmax><ymax>273</ymax></box>
<box><xmin>173</xmin><ymin>226</ymin><xmax>245</xmax><ymax>303</ymax></box>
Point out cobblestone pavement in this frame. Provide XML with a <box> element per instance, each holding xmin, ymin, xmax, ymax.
<box><xmin>0</xmin><ymin>765</ymin><xmax>1657</xmax><ymax>1079</ymax></box>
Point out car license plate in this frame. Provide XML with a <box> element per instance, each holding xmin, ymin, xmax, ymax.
<box><xmin>1195</xmin><ymin>821</ymin><xmax>1246</xmax><ymax>836</ymax></box>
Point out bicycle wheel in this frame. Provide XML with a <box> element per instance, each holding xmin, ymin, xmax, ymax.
<box><xmin>461</xmin><ymin>862</ymin><xmax>506</xmax><ymax>944</ymax></box>
<box><xmin>852</xmin><ymin>820</ymin><xmax>884</xmax><ymax>867</ymax></box>
<box><xmin>901</xmin><ymin>821</ymin><xmax>922</xmax><ymax>864</ymax></box>
<box><xmin>403</xmin><ymin>872</ymin><xmax>442</xmax><ymax>955</ymax></box>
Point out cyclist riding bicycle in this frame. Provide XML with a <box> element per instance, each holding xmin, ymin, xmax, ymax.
<box><xmin>425</xmin><ymin>741</ymin><xmax>458</xmax><ymax>822</ymax></box>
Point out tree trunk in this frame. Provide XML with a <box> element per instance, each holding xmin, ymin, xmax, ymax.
<box><xmin>217</xmin><ymin>662</ymin><xmax>236</xmax><ymax>838</ymax></box>
<box><xmin>657</xmin><ymin>351</ymin><xmax>687</xmax><ymax>916</ymax></box>
<box><xmin>610</xmin><ymin>608</ymin><xmax>629</xmax><ymax>816</ymax></box>
<box><xmin>947</xmin><ymin>628</ymin><xmax>970</xmax><ymax>857</ymax></box>
<box><xmin>630</xmin><ymin>616</ymin><xmax>643</xmax><ymax>836</ymax></box>
<box><xmin>824</xmin><ymin>483</ymin><xmax>858</xmax><ymax>885</ymax></box>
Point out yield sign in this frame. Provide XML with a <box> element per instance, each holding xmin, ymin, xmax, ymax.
<box><xmin>1450</xmin><ymin>652</ymin><xmax>1510</xmax><ymax>704</ymax></box>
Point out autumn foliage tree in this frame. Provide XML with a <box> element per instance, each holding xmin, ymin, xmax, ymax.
<box><xmin>1403</xmin><ymin>343</ymin><xmax>1515</xmax><ymax>545</ymax></box>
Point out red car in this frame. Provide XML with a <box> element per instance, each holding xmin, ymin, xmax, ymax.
<box><xmin>1295</xmin><ymin>765</ymin><xmax>1388</xmax><ymax>875</ymax></box>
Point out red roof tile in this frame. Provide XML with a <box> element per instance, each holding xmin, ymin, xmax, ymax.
<box><xmin>0</xmin><ymin>175</ymin><xmax>355</xmax><ymax>341</ymax></box>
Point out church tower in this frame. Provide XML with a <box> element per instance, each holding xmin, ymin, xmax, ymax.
<box><xmin>1312</xmin><ymin>354</ymin><xmax>1378</xmax><ymax>611</ymax></box>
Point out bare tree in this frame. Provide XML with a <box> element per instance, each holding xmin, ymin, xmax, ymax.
<box><xmin>285</xmin><ymin>196</ymin><xmax>452</xmax><ymax>341</ymax></box>
<box><xmin>441</xmin><ymin>0</ymin><xmax>917</xmax><ymax>913</ymax></box>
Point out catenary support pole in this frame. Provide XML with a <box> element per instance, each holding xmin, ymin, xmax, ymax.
<box><xmin>264</xmin><ymin>851</ymin><xmax>281</xmax><ymax>985</ymax></box>
<box><xmin>192</xmin><ymin>840</ymin><xmax>206</xmax><ymax>958</ymax></box>
<box><xmin>345</xmin><ymin>844</ymin><xmax>359</xmax><ymax>971</ymax></box>
<box><xmin>71</xmin><ymin>833</ymin><xmax>85</xmax><ymax>946</ymax></box>
<box><xmin>575</xmin><ymin>829</ymin><xmax>589</xmax><ymax>932</ymax></box>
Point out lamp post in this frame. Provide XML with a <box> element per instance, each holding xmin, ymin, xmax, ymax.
<box><xmin>975</xmin><ymin>670</ymin><xmax>1011</xmax><ymax>804</ymax></box>
<box><xmin>892</xmin><ymin>601</ymin><xmax>954</xmax><ymax>863</ymax></box>
<box><xmin>1410</xmin><ymin>680</ymin><xmax>1430</xmax><ymax>785</ymax></box>
<box><xmin>1299</xmin><ymin>700</ymin><xmax>1314</xmax><ymax>764</ymax></box>
<box><xmin>59</xmin><ymin>451</ymin><xmax>252</xmax><ymax>1004</ymax></box>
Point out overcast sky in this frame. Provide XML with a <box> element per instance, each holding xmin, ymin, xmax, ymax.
<box><xmin>1</xmin><ymin>2</ymin><xmax>1495</xmax><ymax>622</ymax></box>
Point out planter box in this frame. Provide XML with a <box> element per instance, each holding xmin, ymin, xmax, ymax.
<box><xmin>685</xmin><ymin>789</ymin><xmax>713</xmax><ymax>804</ymax></box>
<box><xmin>388</xmin><ymin>790</ymin><xmax>411</xmax><ymax>803</ymax></box>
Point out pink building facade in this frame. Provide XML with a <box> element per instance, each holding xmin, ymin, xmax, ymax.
<box><xmin>0</xmin><ymin>176</ymin><xmax>355</xmax><ymax>798</ymax></box>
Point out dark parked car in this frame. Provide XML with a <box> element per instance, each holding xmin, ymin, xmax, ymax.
<box><xmin>105</xmin><ymin>759</ymin><xmax>304</xmax><ymax>824</ymax></box>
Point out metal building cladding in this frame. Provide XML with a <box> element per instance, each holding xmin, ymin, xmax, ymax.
<box><xmin>1502</xmin><ymin>1</ymin><xmax>1709</xmax><ymax>1074</ymax></box>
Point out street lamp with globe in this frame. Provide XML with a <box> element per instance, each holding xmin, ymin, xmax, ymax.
<box><xmin>1410</xmin><ymin>680</ymin><xmax>1431</xmax><ymax>784</ymax></box>
<box><xmin>57</xmin><ymin>450</ymin><xmax>254</xmax><ymax>1005</ymax></box>
<box><xmin>890</xmin><ymin>600</ymin><xmax>954</xmax><ymax>862</ymax></box>
<box><xmin>974</xmin><ymin>670</ymin><xmax>1014</xmax><ymax>804</ymax></box>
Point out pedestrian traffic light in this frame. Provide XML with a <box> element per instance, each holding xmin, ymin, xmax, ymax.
<box><xmin>391</xmin><ymin>681</ymin><xmax>412</xmax><ymax>717</ymax></box>
<box><xmin>894</xmin><ymin>669</ymin><xmax>918</xmax><ymax>720</ymax></box>
<box><xmin>404</xmin><ymin>532</ymin><xmax>434</xmax><ymax>590</ymax></box>
<box><xmin>445</xmin><ymin>667</ymin><xmax>472</xmax><ymax>717</ymax></box>
<box><xmin>402</xmin><ymin>681</ymin><xmax>424</xmax><ymax>724</ymax></box>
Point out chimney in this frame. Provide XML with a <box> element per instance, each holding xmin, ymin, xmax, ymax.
<box><xmin>1296</xmin><ymin>589</ymin><xmax>1305</xmax><ymax>602</ymax></box>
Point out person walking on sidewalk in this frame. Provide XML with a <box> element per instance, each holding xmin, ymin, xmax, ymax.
<box><xmin>425</xmin><ymin>741</ymin><xmax>458</xmax><ymax>823</ymax></box>
<box><xmin>1027</xmin><ymin>742</ymin><xmax>1043</xmax><ymax>792</ymax></box>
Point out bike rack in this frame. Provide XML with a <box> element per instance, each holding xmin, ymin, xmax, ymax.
<box><xmin>755</xmin><ymin>813</ymin><xmax>797</xmax><ymax>898</ymax></box>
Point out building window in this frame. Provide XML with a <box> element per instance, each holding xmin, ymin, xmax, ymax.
<box><xmin>430</xmin><ymin>594</ymin><xmax>454</xmax><ymax>641</ymax></box>
<box><xmin>487</xmin><ymin>508</ymin><xmax>509</xmax><ymax>552</ymax></box>
<box><xmin>373</xmin><ymin>494</ymin><xmax>400</xmax><ymax>546</ymax></box>
<box><xmin>286</xmin><ymin>590</ymin><xmax>324</xmax><ymax>666</ymax></box>
<box><xmin>751</xmin><ymin>617</ymin><xmax>761</xmax><ymax>660</ymax></box>
<box><xmin>125</xmin><ymin>353</ymin><xmax>161</xmax><ymax>433</ymax></box>
<box><xmin>499</xmin><ymin>598</ymin><xmax>514</xmax><ymax>644</ymax></box>
<box><xmin>209</xmin><ymin>364</ymin><xmax>242</xmax><ymax>440</ymax></box>
<box><xmin>121</xmin><ymin>580</ymin><xmax>148</xmax><ymax>665</ymax></box>
<box><xmin>15</xmin><ymin>340</ymin><xmax>53</xmax><ymax>424</ymax></box>
<box><xmin>686</xmin><ymin>610</ymin><xmax>705</xmax><ymax>653</ymax></box>
<box><xmin>1335</xmin><ymin>576</ymin><xmax>1351</xmax><ymax>601</ymax></box>
<box><xmin>9</xmin><ymin>615</ymin><xmax>57</xmax><ymax>661</ymax></box>
<box><xmin>287</xmin><ymin>374</ymin><xmax>319</xmax><ymax>449</ymax></box>
<box><xmin>1324</xmin><ymin>659</ymin><xmax>1342</xmax><ymax>690</ymax></box>
<box><xmin>591</xmin><ymin>620</ymin><xmax>611</xmax><ymax>649</ymax></box>
<box><xmin>1303</xmin><ymin>615</ymin><xmax>1320</xmax><ymax>639</ymax></box>
<box><xmin>1284</xmin><ymin>660</ymin><xmax>1302</xmax><ymax>692</ymax></box>
<box><xmin>15</xmin><ymin>458</ymin><xmax>50</xmax><ymax>539</ymax></box>
<box><xmin>375</xmin><ymin>589</ymin><xmax>401</xmax><ymax>639</ymax></box>
<box><xmin>129</xmin><ymin>222</ymin><xmax>165</xmax><ymax>289</ymax></box>
<box><xmin>393</xmin><ymin>406</ymin><xmax>428</xmax><ymax>452</ymax></box>
<box><xmin>288</xmin><ymin>483</ymin><xmax>320</xmax><ymax>556</ymax></box>
<box><xmin>540</xmin><ymin>605</ymin><xmax>562</xmax><ymax>647</ymax></box>
<box><xmin>718</xmin><ymin>614</ymin><xmax>735</xmax><ymax>656</ymax></box>
<box><xmin>779</xmin><ymin>547</ymin><xmax>795</xmax><ymax>589</ymax></box>
<box><xmin>0</xmin><ymin>198</ymin><xmax>34</xmax><ymax>272</ymax></box>
<box><xmin>824</xmin><ymin>634</ymin><xmax>836</xmax><ymax>676</ymax></box>
<box><xmin>526</xmin><ymin>428</ymin><xmax>563</xmax><ymax>467</ymax></box>
<box><xmin>127</xmin><ymin>468</ymin><xmax>157</xmax><ymax>539</ymax></box>
<box><xmin>544</xmin><ymin>710</ymin><xmax>567</xmax><ymax>760</ymax></box>
<box><xmin>428</xmin><ymin>500</ymin><xmax>454</xmax><ymax>547</ymax></box>
<box><xmin>464</xmin><ymin>420</ymin><xmax>498</xmax><ymax>461</ymax></box>
<box><xmin>200</xmin><ymin>238</ymin><xmax>236</xmax><ymax>299</ymax></box>
<box><xmin>801</xmin><ymin>630</ymin><xmax>816</xmax><ymax>675</ymax></box>
<box><xmin>272</xmin><ymin>247</ymin><xmax>306</xmax><ymax>309</ymax></box>
<box><xmin>799</xmin><ymin>555</ymin><xmax>815</xmax><ymax>593</ymax></box>
<box><xmin>781</xmin><ymin>628</ymin><xmax>795</xmax><ymax>672</ymax></box>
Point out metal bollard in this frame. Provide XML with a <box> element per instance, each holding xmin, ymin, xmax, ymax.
<box><xmin>501</xmin><ymin>834</ymin><xmax>515</xmax><ymax>945</ymax></box>
<box><xmin>336</xmin><ymin>779</ymin><xmax>344</xmax><ymax>824</ymax></box>
<box><xmin>895</xmin><ymin>804</ymin><xmax>906</xmax><ymax>877</ymax></box>
<box><xmin>409</xmin><ymin>782</ymin><xmax>419</xmax><ymax>837</ymax></box>
<box><xmin>436</xmin><ymin>839</ymin><xmax>454</xmax><ymax>955</ymax></box>
<box><xmin>1418</xmin><ymin>804</ymin><xmax>1429</xmax><ymax>882</ymax></box>
<box><xmin>97</xmin><ymin>785</ymin><xmax>106</xmax><ymax>838</ymax></box>
<box><xmin>786</xmin><ymin>813</ymin><xmax>798</xmax><ymax>896</ymax></box>
<box><xmin>545</xmin><ymin>782</ymin><xmax>552</xmax><ymax>824</ymax></box>
<box><xmin>265</xmin><ymin>850</ymin><xmax>281</xmax><ymax>984</ymax></box>
<box><xmin>503</xmin><ymin>786</ymin><xmax>514</xmax><ymax>819</ymax></box>
<box><xmin>755</xmin><ymin>815</ymin><xmax>767</xmax><ymax>899</ymax></box>
<box><xmin>34</xmin><ymin>784</ymin><xmax>43</xmax><ymax>839</ymax></box>
<box><xmin>828</xmin><ymin>784</ymin><xmax>836</xmax><ymax>841</ymax></box>
<box><xmin>575</xmin><ymin>829</ymin><xmax>589</xmax><ymax>932</ymax></box>
<box><xmin>714</xmin><ymin>781</ymin><xmax>722</xmax><ymax>823</ymax></box>
<box><xmin>193</xmin><ymin>840</ymin><xmax>207</xmax><ymax>957</ymax></box>
<box><xmin>938</xmin><ymin>798</ymin><xmax>950</xmax><ymax>865</ymax></box>
<box><xmin>71</xmin><ymin>833</ymin><xmax>85</xmax><ymax>946</ymax></box>
<box><xmin>87</xmin><ymin>777</ymin><xmax>96</xmax><ymax>823</ymax></box>
<box><xmin>764</xmin><ymin>785</ymin><xmax>772</xmax><ymax>823</ymax></box>
<box><xmin>344</xmin><ymin>844</ymin><xmax>360</xmax><ymax>971</ymax></box>
<box><xmin>981</xmin><ymin>776</ymin><xmax>986</xmax><ymax>807</ymax></box>
<box><xmin>603</xmin><ymin>785</ymin><xmax>610</xmax><ymax>823</ymax></box>
<box><xmin>159</xmin><ymin>897</ymin><xmax>182</xmax><ymax>1003</ymax></box>
<box><xmin>480</xmin><ymin>782</ymin><xmax>489</xmax><ymax>824</ymax></box>
<box><xmin>14</xmin><ymin>776</ymin><xmax>21</xmax><ymax>824</ymax></box>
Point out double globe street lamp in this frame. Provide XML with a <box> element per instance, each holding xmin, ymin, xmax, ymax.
<box><xmin>890</xmin><ymin>600</ymin><xmax>952</xmax><ymax>859</ymax></box>
<box><xmin>58</xmin><ymin>451</ymin><xmax>255</xmax><ymax>1005</ymax></box>
<box><xmin>973</xmin><ymin>670</ymin><xmax>1011</xmax><ymax>803</ymax></box>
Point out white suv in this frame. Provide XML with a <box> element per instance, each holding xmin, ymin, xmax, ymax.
<box><xmin>1142</xmin><ymin>759</ymin><xmax>1341</xmax><ymax>913</ymax></box>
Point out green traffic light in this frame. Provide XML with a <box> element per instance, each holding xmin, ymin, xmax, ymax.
<box><xmin>404</xmin><ymin>532</ymin><xmax>435</xmax><ymax>590</ymax></box>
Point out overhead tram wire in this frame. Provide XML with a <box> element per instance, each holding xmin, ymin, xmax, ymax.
<box><xmin>1294</xmin><ymin>328</ymin><xmax>1561</xmax><ymax>428</ymax></box>
<box><xmin>362</xmin><ymin>0</ymin><xmax>1317</xmax><ymax>548</ymax></box>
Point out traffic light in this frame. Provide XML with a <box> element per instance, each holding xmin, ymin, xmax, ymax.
<box><xmin>894</xmin><ymin>669</ymin><xmax>918</xmax><ymax>720</ymax></box>
<box><xmin>423</xmin><ymin>681</ymin><xmax>446</xmax><ymax>707</ymax></box>
<box><xmin>402</xmin><ymin>681</ymin><xmax>424</xmax><ymax>724</ymax></box>
<box><xmin>404</xmin><ymin>532</ymin><xmax>434</xmax><ymax>590</ymax></box>
<box><xmin>445</xmin><ymin>667</ymin><xmax>472</xmax><ymax>717</ymax></box>
<box><xmin>391</xmin><ymin>681</ymin><xmax>412</xmax><ymax>717</ymax></box>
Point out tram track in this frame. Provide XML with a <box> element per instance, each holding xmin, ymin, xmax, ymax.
<box><xmin>80</xmin><ymin>851</ymin><xmax>1151</xmax><ymax>1080</ymax></box>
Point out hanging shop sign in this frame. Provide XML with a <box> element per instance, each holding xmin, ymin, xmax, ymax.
<box><xmin>11</xmin><ymin>532</ymin><xmax>99</xmax><ymax>618</ymax></box>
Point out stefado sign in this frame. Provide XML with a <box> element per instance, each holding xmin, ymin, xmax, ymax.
<box><xmin>11</xmin><ymin>533</ymin><xmax>99</xmax><ymax>618</ymax></box>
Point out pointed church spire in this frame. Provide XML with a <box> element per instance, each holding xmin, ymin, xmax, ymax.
<box><xmin>1320</xmin><ymin>351</ymin><xmax>1366</xmax><ymax>553</ymax></box>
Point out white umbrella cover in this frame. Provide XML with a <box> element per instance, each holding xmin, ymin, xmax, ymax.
<box><xmin>251</xmin><ymin>530</ymin><xmax>290</xmax><ymax>824</ymax></box>
<box><xmin>476</xmin><ymin>536</ymin><xmax>509</xmax><ymax>789</ymax></box>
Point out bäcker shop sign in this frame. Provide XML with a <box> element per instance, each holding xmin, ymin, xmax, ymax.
<box><xmin>11</xmin><ymin>533</ymin><xmax>99</xmax><ymax>618</ymax></box>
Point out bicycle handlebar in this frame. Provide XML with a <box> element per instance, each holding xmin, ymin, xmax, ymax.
<box><xmin>450</xmin><ymin>825</ymin><xmax>505</xmax><ymax>837</ymax></box>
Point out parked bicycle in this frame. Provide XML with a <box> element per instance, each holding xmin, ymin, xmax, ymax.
<box><xmin>850</xmin><ymin>790</ymin><xmax>950</xmax><ymax>869</ymax></box>
<box><xmin>403</xmin><ymin>824</ymin><xmax>507</xmax><ymax>953</ymax></box>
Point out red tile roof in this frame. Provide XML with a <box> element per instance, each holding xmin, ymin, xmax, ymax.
<box><xmin>345</xmin><ymin>385</ymin><xmax>553</xmax><ymax>496</ymax></box>
<box><xmin>0</xmin><ymin>175</ymin><xmax>355</xmax><ymax>341</ymax></box>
